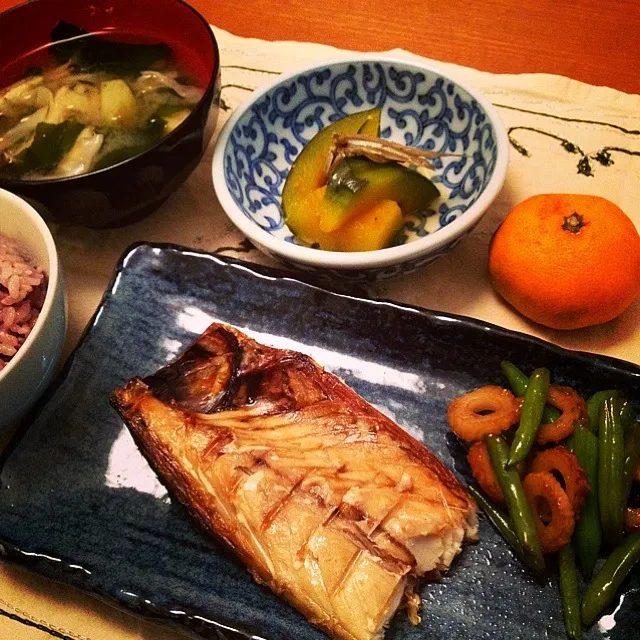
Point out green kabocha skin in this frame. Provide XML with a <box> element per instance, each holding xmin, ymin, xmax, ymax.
<box><xmin>282</xmin><ymin>108</ymin><xmax>381</xmax><ymax>210</ymax></box>
<box><xmin>320</xmin><ymin>157</ymin><xmax>439</xmax><ymax>233</ymax></box>
<box><xmin>573</xmin><ymin>424</ymin><xmax>601</xmax><ymax>579</ymax></box>
<box><xmin>500</xmin><ymin>361</ymin><xmax>560</xmax><ymax>423</ymax></box>
<box><xmin>508</xmin><ymin>368</ymin><xmax>550</xmax><ymax>467</ymax></box>
<box><xmin>581</xmin><ymin>532</ymin><xmax>640</xmax><ymax>627</ymax></box>
<box><xmin>486</xmin><ymin>434</ymin><xmax>546</xmax><ymax>577</ymax></box>
<box><xmin>558</xmin><ymin>544</ymin><xmax>583</xmax><ymax>640</ymax></box>
<box><xmin>598</xmin><ymin>397</ymin><xmax>625</xmax><ymax>546</ymax></box>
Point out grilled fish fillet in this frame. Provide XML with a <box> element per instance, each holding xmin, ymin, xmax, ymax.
<box><xmin>111</xmin><ymin>323</ymin><xmax>477</xmax><ymax>640</ymax></box>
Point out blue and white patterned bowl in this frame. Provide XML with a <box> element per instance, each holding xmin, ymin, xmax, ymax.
<box><xmin>212</xmin><ymin>56</ymin><xmax>508</xmax><ymax>281</ymax></box>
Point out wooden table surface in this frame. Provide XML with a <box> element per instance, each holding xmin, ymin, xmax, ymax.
<box><xmin>191</xmin><ymin>0</ymin><xmax>639</xmax><ymax>94</ymax></box>
<box><xmin>0</xmin><ymin>0</ymin><xmax>638</xmax><ymax>94</ymax></box>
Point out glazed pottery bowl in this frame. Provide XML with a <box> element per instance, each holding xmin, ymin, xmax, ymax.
<box><xmin>213</xmin><ymin>55</ymin><xmax>508</xmax><ymax>281</ymax></box>
<box><xmin>0</xmin><ymin>189</ymin><xmax>67</xmax><ymax>430</ymax></box>
<box><xmin>0</xmin><ymin>0</ymin><xmax>220</xmax><ymax>229</ymax></box>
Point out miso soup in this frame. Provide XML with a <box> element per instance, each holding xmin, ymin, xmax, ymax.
<box><xmin>0</xmin><ymin>21</ymin><xmax>204</xmax><ymax>180</ymax></box>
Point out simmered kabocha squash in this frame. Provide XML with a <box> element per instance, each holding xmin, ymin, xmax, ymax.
<box><xmin>290</xmin><ymin>185</ymin><xmax>404</xmax><ymax>252</ymax></box>
<box><xmin>333</xmin><ymin>198</ymin><xmax>404</xmax><ymax>252</ymax></box>
<box><xmin>282</xmin><ymin>108</ymin><xmax>381</xmax><ymax>217</ymax></box>
<box><xmin>286</xmin><ymin>186</ymin><xmax>337</xmax><ymax>249</ymax></box>
<box><xmin>282</xmin><ymin>108</ymin><xmax>439</xmax><ymax>252</ymax></box>
<box><xmin>320</xmin><ymin>157</ymin><xmax>439</xmax><ymax>233</ymax></box>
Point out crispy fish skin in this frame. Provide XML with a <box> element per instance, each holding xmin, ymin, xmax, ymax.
<box><xmin>111</xmin><ymin>323</ymin><xmax>477</xmax><ymax>640</ymax></box>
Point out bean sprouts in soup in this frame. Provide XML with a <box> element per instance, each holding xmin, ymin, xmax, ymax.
<box><xmin>0</xmin><ymin>21</ymin><xmax>203</xmax><ymax>180</ymax></box>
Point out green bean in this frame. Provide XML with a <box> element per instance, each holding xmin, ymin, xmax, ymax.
<box><xmin>581</xmin><ymin>532</ymin><xmax>640</xmax><ymax>627</ymax></box>
<box><xmin>486</xmin><ymin>434</ymin><xmax>546</xmax><ymax>577</ymax></box>
<box><xmin>501</xmin><ymin>360</ymin><xmax>530</xmax><ymax>397</ymax></box>
<box><xmin>573</xmin><ymin>424</ymin><xmax>601</xmax><ymax>579</ymax></box>
<box><xmin>623</xmin><ymin>421</ymin><xmax>640</xmax><ymax>503</ymax></box>
<box><xmin>508</xmin><ymin>368</ymin><xmax>550</xmax><ymax>467</ymax></box>
<box><xmin>467</xmin><ymin>484</ymin><xmax>550</xmax><ymax>578</ymax></box>
<box><xmin>468</xmin><ymin>484</ymin><xmax>548</xmax><ymax>580</ymax></box>
<box><xmin>558</xmin><ymin>544</ymin><xmax>583</xmax><ymax>640</ymax></box>
<box><xmin>620</xmin><ymin>400</ymin><xmax>637</xmax><ymax>438</ymax></box>
<box><xmin>587</xmin><ymin>391</ymin><xmax>636</xmax><ymax>439</ymax></box>
<box><xmin>468</xmin><ymin>485</ymin><xmax>522</xmax><ymax>552</ymax></box>
<box><xmin>599</xmin><ymin>397</ymin><xmax>625</xmax><ymax>546</ymax></box>
<box><xmin>500</xmin><ymin>361</ymin><xmax>560</xmax><ymax>423</ymax></box>
<box><xmin>587</xmin><ymin>390</ymin><xmax>620</xmax><ymax>433</ymax></box>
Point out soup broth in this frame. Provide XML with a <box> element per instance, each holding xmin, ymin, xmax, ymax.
<box><xmin>0</xmin><ymin>21</ymin><xmax>203</xmax><ymax>180</ymax></box>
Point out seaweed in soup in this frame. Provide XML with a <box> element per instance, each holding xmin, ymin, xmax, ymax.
<box><xmin>0</xmin><ymin>23</ymin><xmax>203</xmax><ymax>180</ymax></box>
<box><xmin>51</xmin><ymin>21</ymin><xmax>172</xmax><ymax>76</ymax></box>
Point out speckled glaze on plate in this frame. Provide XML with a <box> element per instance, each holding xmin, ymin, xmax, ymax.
<box><xmin>0</xmin><ymin>243</ymin><xmax>639</xmax><ymax>640</ymax></box>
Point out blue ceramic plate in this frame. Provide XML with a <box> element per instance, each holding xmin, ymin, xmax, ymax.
<box><xmin>0</xmin><ymin>243</ymin><xmax>639</xmax><ymax>640</ymax></box>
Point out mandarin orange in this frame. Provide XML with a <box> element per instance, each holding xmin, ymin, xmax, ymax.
<box><xmin>488</xmin><ymin>194</ymin><xmax>640</xmax><ymax>330</ymax></box>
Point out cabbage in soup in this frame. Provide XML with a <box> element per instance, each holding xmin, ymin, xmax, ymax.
<box><xmin>0</xmin><ymin>21</ymin><xmax>204</xmax><ymax>180</ymax></box>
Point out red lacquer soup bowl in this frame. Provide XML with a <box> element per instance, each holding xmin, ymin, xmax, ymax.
<box><xmin>0</xmin><ymin>0</ymin><xmax>220</xmax><ymax>228</ymax></box>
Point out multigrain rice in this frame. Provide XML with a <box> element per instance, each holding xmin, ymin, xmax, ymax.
<box><xmin>0</xmin><ymin>234</ymin><xmax>47</xmax><ymax>371</ymax></box>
